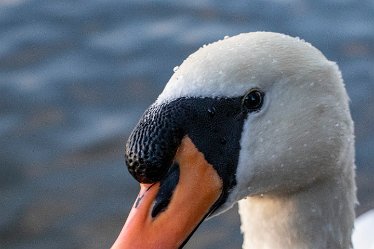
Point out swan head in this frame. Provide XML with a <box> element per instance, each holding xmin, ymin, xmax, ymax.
<box><xmin>115</xmin><ymin>32</ymin><xmax>354</xmax><ymax>248</ymax></box>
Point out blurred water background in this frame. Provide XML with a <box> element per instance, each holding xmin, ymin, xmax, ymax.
<box><xmin>0</xmin><ymin>0</ymin><xmax>373</xmax><ymax>248</ymax></box>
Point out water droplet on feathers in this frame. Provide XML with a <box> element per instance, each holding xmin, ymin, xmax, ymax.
<box><xmin>208</xmin><ymin>107</ymin><xmax>216</xmax><ymax>117</ymax></box>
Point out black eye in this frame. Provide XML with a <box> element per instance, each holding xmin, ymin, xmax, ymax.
<box><xmin>242</xmin><ymin>89</ymin><xmax>264</xmax><ymax>111</ymax></box>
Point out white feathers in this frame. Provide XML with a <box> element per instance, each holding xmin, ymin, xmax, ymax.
<box><xmin>155</xmin><ymin>32</ymin><xmax>330</xmax><ymax>105</ymax></box>
<box><xmin>156</xmin><ymin>32</ymin><xmax>365</xmax><ymax>249</ymax></box>
<box><xmin>352</xmin><ymin>210</ymin><xmax>374</xmax><ymax>249</ymax></box>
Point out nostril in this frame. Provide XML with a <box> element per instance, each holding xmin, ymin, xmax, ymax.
<box><xmin>151</xmin><ymin>162</ymin><xmax>180</xmax><ymax>218</ymax></box>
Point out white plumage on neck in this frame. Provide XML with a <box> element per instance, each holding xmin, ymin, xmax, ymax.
<box><xmin>238</xmin><ymin>158</ymin><xmax>355</xmax><ymax>249</ymax></box>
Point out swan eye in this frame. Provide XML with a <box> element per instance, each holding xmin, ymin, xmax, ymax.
<box><xmin>242</xmin><ymin>89</ymin><xmax>264</xmax><ymax>111</ymax></box>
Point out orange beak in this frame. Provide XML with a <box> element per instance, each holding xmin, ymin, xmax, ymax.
<box><xmin>111</xmin><ymin>136</ymin><xmax>223</xmax><ymax>249</ymax></box>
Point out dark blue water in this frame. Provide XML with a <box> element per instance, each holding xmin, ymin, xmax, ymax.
<box><xmin>1</xmin><ymin>1</ymin><xmax>373</xmax><ymax>248</ymax></box>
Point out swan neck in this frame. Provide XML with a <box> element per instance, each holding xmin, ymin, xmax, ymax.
<box><xmin>238</xmin><ymin>168</ymin><xmax>355</xmax><ymax>249</ymax></box>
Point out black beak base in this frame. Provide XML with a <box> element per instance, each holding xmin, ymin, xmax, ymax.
<box><xmin>125</xmin><ymin>96</ymin><xmax>249</xmax><ymax>214</ymax></box>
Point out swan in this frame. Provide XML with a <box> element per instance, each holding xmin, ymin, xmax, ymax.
<box><xmin>112</xmin><ymin>32</ymin><xmax>372</xmax><ymax>249</ymax></box>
